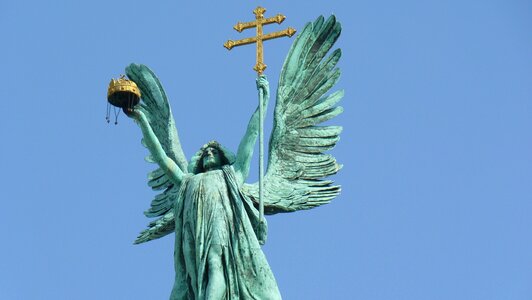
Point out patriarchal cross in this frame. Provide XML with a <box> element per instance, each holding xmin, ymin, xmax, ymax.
<box><xmin>224</xmin><ymin>6</ymin><xmax>296</xmax><ymax>74</ymax></box>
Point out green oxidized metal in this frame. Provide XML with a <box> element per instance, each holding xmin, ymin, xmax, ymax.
<box><xmin>121</xmin><ymin>15</ymin><xmax>343</xmax><ymax>299</ymax></box>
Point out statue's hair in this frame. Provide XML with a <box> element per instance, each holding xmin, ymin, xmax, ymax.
<box><xmin>188</xmin><ymin>140</ymin><xmax>236</xmax><ymax>174</ymax></box>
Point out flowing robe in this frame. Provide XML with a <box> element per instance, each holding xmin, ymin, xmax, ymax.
<box><xmin>170</xmin><ymin>165</ymin><xmax>281</xmax><ymax>300</ymax></box>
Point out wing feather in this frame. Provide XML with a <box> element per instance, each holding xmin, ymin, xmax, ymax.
<box><xmin>134</xmin><ymin>211</ymin><xmax>175</xmax><ymax>244</ymax></box>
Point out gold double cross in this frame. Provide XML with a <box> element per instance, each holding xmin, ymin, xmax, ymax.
<box><xmin>224</xmin><ymin>6</ymin><xmax>296</xmax><ymax>74</ymax></box>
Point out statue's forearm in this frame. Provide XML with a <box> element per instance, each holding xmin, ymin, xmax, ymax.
<box><xmin>246</xmin><ymin>96</ymin><xmax>269</xmax><ymax>138</ymax></box>
<box><xmin>135</xmin><ymin>112</ymin><xmax>183</xmax><ymax>183</ymax></box>
<box><xmin>235</xmin><ymin>78</ymin><xmax>270</xmax><ymax>181</ymax></box>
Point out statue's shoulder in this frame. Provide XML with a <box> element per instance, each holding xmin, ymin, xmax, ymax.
<box><xmin>222</xmin><ymin>165</ymin><xmax>237</xmax><ymax>176</ymax></box>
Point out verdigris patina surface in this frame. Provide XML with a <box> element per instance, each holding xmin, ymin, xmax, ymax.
<box><xmin>121</xmin><ymin>15</ymin><xmax>343</xmax><ymax>299</ymax></box>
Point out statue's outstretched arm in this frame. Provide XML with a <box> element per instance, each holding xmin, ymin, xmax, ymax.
<box><xmin>234</xmin><ymin>75</ymin><xmax>270</xmax><ymax>184</ymax></box>
<box><xmin>130</xmin><ymin>110</ymin><xmax>184</xmax><ymax>185</ymax></box>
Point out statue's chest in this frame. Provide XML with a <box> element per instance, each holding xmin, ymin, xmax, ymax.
<box><xmin>185</xmin><ymin>170</ymin><xmax>228</xmax><ymax>206</ymax></box>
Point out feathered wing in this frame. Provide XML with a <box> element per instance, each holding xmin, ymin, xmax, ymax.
<box><xmin>242</xmin><ymin>15</ymin><xmax>343</xmax><ymax>214</ymax></box>
<box><xmin>126</xmin><ymin>64</ymin><xmax>188</xmax><ymax>243</ymax></box>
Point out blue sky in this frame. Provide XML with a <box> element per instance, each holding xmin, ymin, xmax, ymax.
<box><xmin>1</xmin><ymin>0</ymin><xmax>531</xmax><ymax>299</ymax></box>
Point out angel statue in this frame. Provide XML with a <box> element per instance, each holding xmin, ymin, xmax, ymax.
<box><xmin>121</xmin><ymin>15</ymin><xmax>343</xmax><ymax>300</ymax></box>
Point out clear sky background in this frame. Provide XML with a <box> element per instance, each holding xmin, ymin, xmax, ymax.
<box><xmin>0</xmin><ymin>0</ymin><xmax>531</xmax><ymax>299</ymax></box>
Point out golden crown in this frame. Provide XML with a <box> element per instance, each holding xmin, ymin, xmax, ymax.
<box><xmin>107</xmin><ymin>75</ymin><xmax>141</xmax><ymax>98</ymax></box>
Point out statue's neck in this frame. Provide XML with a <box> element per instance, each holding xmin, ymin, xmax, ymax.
<box><xmin>204</xmin><ymin>166</ymin><xmax>222</xmax><ymax>172</ymax></box>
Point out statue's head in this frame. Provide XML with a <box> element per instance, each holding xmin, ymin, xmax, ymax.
<box><xmin>188</xmin><ymin>141</ymin><xmax>236</xmax><ymax>174</ymax></box>
<box><xmin>202</xmin><ymin>146</ymin><xmax>222</xmax><ymax>171</ymax></box>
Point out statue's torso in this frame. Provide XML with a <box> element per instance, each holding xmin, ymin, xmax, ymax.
<box><xmin>182</xmin><ymin>169</ymin><xmax>233</xmax><ymax>246</ymax></box>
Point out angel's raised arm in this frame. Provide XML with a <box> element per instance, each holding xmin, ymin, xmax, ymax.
<box><xmin>234</xmin><ymin>75</ymin><xmax>270</xmax><ymax>184</ymax></box>
<box><xmin>131</xmin><ymin>110</ymin><xmax>184</xmax><ymax>186</ymax></box>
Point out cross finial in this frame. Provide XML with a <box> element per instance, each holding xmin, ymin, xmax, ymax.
<box><xmin>253</xmin><ymin>6</ymin><xmax>266</xmax><ymax>18</ymax></box>
<box><xmin>224</xmin><ymin>6</ymin><xmax>296</xmax><ymax>74</ymax></box>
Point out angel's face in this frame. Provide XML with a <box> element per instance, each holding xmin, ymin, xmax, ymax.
<box><xmin>202</xmin><ymin>147</ymin><xmax>222</xmax><ymax>171</ymax></box>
